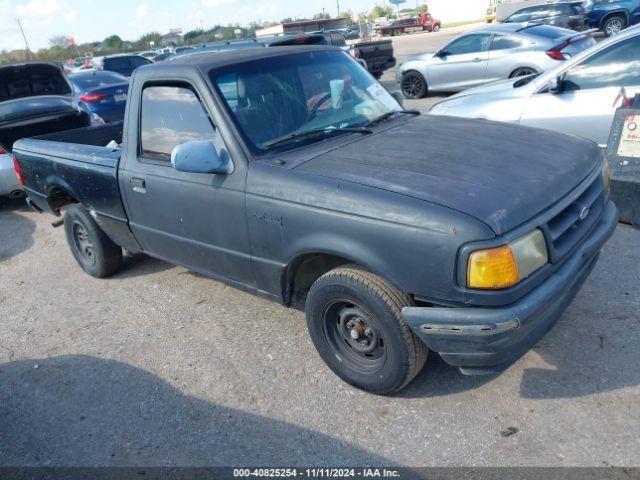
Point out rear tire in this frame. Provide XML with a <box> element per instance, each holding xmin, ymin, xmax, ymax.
<box><xmin>603</xmin><ymin>15</ymin><xmax>626</xmax><ymax>36</ymax></box>
<box><xmin>401</xmin><ymin>70</ymin><xmax>428</xmax><ymax>99</ymax></box>
<box><xmin>305</xmin><ymin>265</ymin><xmax>428</xmax><ymax>395</ymax></box>
<box><xmin>64</xmin><ymin>205</ymin><xmax>123</xmax><ymax>278</ymax></box>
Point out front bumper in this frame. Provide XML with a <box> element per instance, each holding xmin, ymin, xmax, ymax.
<box><xmin>402</xmin><ymin>201</ymin><xmax>618</xmax><ymax>375</ymax></box>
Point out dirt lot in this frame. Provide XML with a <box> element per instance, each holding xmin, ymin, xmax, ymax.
<box><xmin>1</xmin><ymin>26</ymin><xmax>639</xmax><ymax>468</ymax></box>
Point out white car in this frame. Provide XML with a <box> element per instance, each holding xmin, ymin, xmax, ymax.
<box><xmin>429</xmin><ymin>25</ymin><xmax>640</xmax><ymax>147</ymax></box>
<box><xmin>0</xmin><ymin>149</ymin><xmax>22</xmax><ymax>198</ymax></box>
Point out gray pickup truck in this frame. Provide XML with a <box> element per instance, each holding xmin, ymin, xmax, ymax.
<box><xmin>13</xmin><ymin>46</ymin><xmax>617</xmax><ymax>394</ymax></box>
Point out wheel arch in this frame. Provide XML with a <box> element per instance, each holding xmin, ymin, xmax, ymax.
<box><xmin>600</xmin><ymin>9</ymin><xmax>629</xmax><ymax>27</ymax></box>
<box><xmin>282</xmin><ymin>249</ymin><xmax>404</xmax><ymax>309</ymax></box>
<box><xmin>45</xmin><ymin>178</ymin><xmax>80</xmax><ymax>216</ymax></box>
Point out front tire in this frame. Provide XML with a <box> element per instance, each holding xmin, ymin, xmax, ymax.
<box><xmin>401</xmin><ymin>70</ymin><xmax>428</xmax><ymax>99</ymax></box>
<box><xmin>64</xmin><ymin>205</ymin><xmax>123</xmax><ymax>278</ymax></box>
<box><xmin>509</xmin><ymin>67</ymin><xmax>537</xmax><ymax>78</ymax></box>
<box><xmin>305</xmin><ymin>265</ymin><xmax>428</xmax><ymax>395</ymax></box>
<box><xmin>603</xmin><ymin>15</ymin><xmax>626</xmax><ymax>37</ymax></box>
<box><xmin>432</xmin><ymin>24</ymin><xmax>441</xmax><ymax>32</ymax></box>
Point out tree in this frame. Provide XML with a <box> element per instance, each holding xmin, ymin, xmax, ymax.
<box><xmin>102</xmin><ymin>34</ymin><xmax>123</xmax><ymax>51</ymax></box>
<box><xmin>312</xmin><ymin>12</ymin><xmax>330</xmax><ymax>20</ymax></box>
<box><xmin>49</xmin><ymin>35</ymin><xmax>71</xmax><ymax>49</ymax></box>
<box><xmin>134</xmin><ymin>32</ymin><xmax>163</xmax><ymax>50</ymax></box>
<box><xmin>371</xmin><ymin>6</ymin><xmax>393</xmax><ymax>19</ymax></box>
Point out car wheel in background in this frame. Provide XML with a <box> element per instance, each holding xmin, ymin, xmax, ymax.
<box><xmin>64</xmin><ymin>205</ymin><xmax>123</xmax><ymax>278</ymax></box>
<box><xmin>509</xmin><ymin>67</ymin><xmax>537</xmax><ymax>78</ymax></box>
<box><xmin>432</xmin><ymin>24</ymin><xmax>441</xmax><ymax>32</ymax></box>
<box><xmin>401</xmin><ymin>70</ymin><xmax>428</xmax><ymax>99</ymax></box>
<box><xmin>603</xmin><ymin>16</ymin><xmax>626</xmax><ymax>37</ymax></box>
<box><xmin>305</xmin><ymin>265</ymin><xmax>428</xmax><ymax>394</ymax></box>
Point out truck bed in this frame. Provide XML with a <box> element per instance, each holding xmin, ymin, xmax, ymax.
<box><xmin>13</xmin><ymin>121</ymin><xmax>138</xmax><ymax>252</ymax></box>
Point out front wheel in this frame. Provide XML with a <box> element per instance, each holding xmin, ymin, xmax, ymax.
<box><xmin>64</xmin><ymin>205</ymin><xmax>123</xmax><ymax>278</ymax></box>
<box><xmin>603</xmin><ymin>16</ymin><xmax>626</xmax><ymax>37</ymax></box>
<box><xmin>432</xmin><ymin>24</ymin><xmax>440</xmax><ymax>32</ymax></box>
<box><xmin>401</xmin><ymin>70</ymin><xmax>428</xmax><ymax>99</ymax></box>
<box><xmin>509</xmin><ymin>67</ymin><xmax>537</xmax><ymax>78</ymax></box>
<box><xmin>305</xmin><ymin>265</ymin><xmax>428</xmax><ymax>394</ymax></box>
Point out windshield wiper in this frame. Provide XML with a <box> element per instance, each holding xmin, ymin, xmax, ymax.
<box><xmin>365</xmin><ymin>109</ymin><xmax>421</xmax><ymax>128</ymax></box>
<box><xmin>262</xmin><ymin>126</ymin><xmax>372</xmax><ymax>150</ymax></box>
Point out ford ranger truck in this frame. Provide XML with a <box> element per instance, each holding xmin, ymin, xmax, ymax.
<box><xmin>13</xmin><ymin>46</ymin><xmax>618</xmax><ymax>394</ymax></box>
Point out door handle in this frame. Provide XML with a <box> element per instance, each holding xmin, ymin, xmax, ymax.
<box><xmin>130</xmin><ymin>177</ymin><xmax>146</xmax><ymax>194</ymax></box>
<box><xmin>473</xmin><ymin>57</ymin><xmax>482</xmax><ymax>63</ymax></box>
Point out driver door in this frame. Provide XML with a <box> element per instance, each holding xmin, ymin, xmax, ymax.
<box><xmin>520</xmin><ymin>34</ymin><xmax>640</xmax><ymax>146</ymax></box>
<box><xmin>119</xmin><ymin>82</ymin><xmax>253</xmax><ymax>283</ymax></box>
<box><xmin>428</xmin><ymin>33</ymin><xmax>492</xmax><ymax>91</ymax></box>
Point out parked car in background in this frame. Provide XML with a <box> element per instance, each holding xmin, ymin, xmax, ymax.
<box><xmin>429</xmin><ymin>25</ymin><xmax>640</xmax><ymax>147</ymax></box>
<box><xmin>0</xmin><ymin>62</ymin><xmax>95</xmax><ymax>198</ymax></box>
<box><xmin>171</xmin><ymin>33</ymin><xmax>396</xmax><ymax>80</ymax></box>
<box><xmin>69</xmin><ymin>70</ymin><xmax>129</xmax><ymax>123</ymax></box>
<box><xmin>13</xmin><ymin>47</ymin><xmax>617</xmax><ymax>394</ymax></box>
<box><xmin>92</xmin><ymin>54</ymin><xmax>153</xmax><ymax>77</ymax></box>
<box><xmin>486</xmin><ymin>5</ymin><xmax>497</xmax><ymax>23</ymax></box>
<box><xmin>582</xmin><ymin>0</ymin><xmax>640</xmax><ymax>36</ymax></box>
<box><xmin>504</xmin><ymin>2</ymin><xmax>590</xmax><ymax>31</ymax></box>
<box><xmin>397</xmin><ymin>23</ymin><xmax>596</xmax><ymax>98</ymax></box>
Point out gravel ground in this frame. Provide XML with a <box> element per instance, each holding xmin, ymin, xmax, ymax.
<box><xmin>1</xmin><ymin>25</ymin><xmax>639</xmax><ymax>468</ymax></box>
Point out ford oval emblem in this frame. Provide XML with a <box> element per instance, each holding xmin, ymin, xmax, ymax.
<box><xmin>579</xmin><ymin>207</ymin><xmax>590</xmax><ymax>221</ymax></box>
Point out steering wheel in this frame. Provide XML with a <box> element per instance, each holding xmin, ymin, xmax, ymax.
<box><xmin>307</xmin><ymin>92</ymin><xmax>333</xmax><ymax>122</ymax></box>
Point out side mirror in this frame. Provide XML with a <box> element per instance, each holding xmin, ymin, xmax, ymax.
<box><xmin>548</xmin><ymin>75</ymin><xmax>564</xmax><ymax>94</ymax></box>
<box><xmin>171</xmin><ymin>140</ymin><xmax>233</xmax><ymax>175</ymax></box>
<box><xmin>391</xmin><ymin>91</ymin><xmax>404</xmax><ymax>107</ymax></box>
<box><xmin>435</xmin><ymin>50</ymin><xmax>449</xmax><ymax>58</ymax></box>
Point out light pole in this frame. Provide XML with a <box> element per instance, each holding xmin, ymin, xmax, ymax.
<box><xmin>15</xmin><ymin>18</ymin><xmax>32</xmax><ymax>59</ymax></box>
<box><xmin>337</xmin><ymin>0</ymin><xmax>340</xmax><ymax>17</ymax></box>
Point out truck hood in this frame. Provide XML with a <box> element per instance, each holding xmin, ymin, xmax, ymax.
<box><xmin>294</xmin><ymin>115</ymin><xmax>601</xmax><ymax>234</ymax></box>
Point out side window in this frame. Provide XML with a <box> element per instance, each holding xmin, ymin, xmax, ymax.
<box><xmin>140</xmin><ymin>85</ymin><xmax>216</xmax><ymax>161</ymax></box>
<box><xmin>104</xmin><ymin>57</ymin><xmax>129</xmax><ymax>71</ymax></box>
<box><xmin>445</xmin><ymin>34</ymin><xmax>491</xmax><ymax>55</ymax></box>
<box><xmin>491</xmin><ymin>35</ymin><xmax>523</xmax><ymax>51</ymax></box>
<box><xmin>562</xmin><ymin>37</ymin><xmax>640</xmax><ymax>91</ymax></box>
<box><xmin>129</xmin><ymin>56</ymin><xmax>151</xmax><ymax>68</ymax></box>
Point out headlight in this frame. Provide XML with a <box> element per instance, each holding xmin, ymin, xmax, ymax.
<box><xmin>602</xmin><ymin>160</ymin><xmax>612</xmax><ymax>196</ymax></box>
<box><xmin>467</xmin><ymin>229</ymin><xmax>548</xmax><ymax>289</ymax></box>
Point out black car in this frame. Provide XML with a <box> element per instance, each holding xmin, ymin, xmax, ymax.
<box><xmin>93</xmin><ymin>54</ymin><xmax>153</xmax><ymax>77</ymax></box>
<box><xmin>504</xmin><ymin>2</ymin><xmax>590</xmax><ymax>30</ymax></box>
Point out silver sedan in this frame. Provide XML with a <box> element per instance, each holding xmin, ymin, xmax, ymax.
<box><xmin>429</xmin><ymin>25</ymin><xmax>640</xmax><ymax>147</ymax></box>
<box><xmin>396</xmin><ymin>23</ymin><xmax>596</xmax><ymax>99</ymax></box>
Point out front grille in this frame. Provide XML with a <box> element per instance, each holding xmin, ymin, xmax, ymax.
<box><xmin>543</xmin><ymin>176</ymin><xmax>604</xmax><ymax>262</ymax></box>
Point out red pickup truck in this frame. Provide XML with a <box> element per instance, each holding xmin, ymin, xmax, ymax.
<box><xmin>378</xmin><ymin>13</ymin><xmax>441</xmax><ymax>36</ymax></box>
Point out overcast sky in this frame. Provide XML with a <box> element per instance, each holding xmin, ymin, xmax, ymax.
<box><xmin>0</xmin><ymin>0</ymin><xmax>416</xmax><ymax>51</ymax></box>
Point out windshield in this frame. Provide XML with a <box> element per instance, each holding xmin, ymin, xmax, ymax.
<box><xmin>210</xmin><ymin>50</ymin><xmax>401</xmax><ymax>154</ymax></box>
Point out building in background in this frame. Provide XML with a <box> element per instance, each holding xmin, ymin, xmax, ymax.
<box><xmin>255</xmin><ymin>18</ymin><xmax>349</xmax><ymax>37</ymax></box>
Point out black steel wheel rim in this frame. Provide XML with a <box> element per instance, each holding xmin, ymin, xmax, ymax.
<box><xmin>322</xmin><ymin>299</ymin><xmax>386</xmax><ymax>374</ymax></box>
<box><xmin>402</xmin><ymin>74</ymin><xmax>424</xmax><ymax>97</ymax></box>
<box><xmin>72</xmin><ymin>221</ymin><xmax>96</xmax><ymax>265</ymax></box>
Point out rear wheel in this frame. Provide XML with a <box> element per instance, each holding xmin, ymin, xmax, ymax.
<box><xmin>64</xmin><ymin>205</ymin><xmax>123</xmax><ymax>278</ymax></box>
<box><xmin>509</xmin><ymin>67</ymin><xmax>537</xmax><ymax>78</ymax></box>
<box><xmin>401</xmin><ymin>70</ymin><xmax>428</xmax><ymax>99</ymax></box>
<box><xmin>603</xmin><ymin>15</ymin><xmax>626</xmax><ymax>36</ymax></box>
<box><xmin>305</xmin><ymin>265</ymin><xmax>428</xmax><ymax>394</ymax></box>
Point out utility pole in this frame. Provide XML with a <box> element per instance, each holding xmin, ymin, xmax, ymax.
<box><xmin>337</xmin><ymin>0</ymin><xmax>340</xmax><ymax>17</ymax></box>
<box><xmin>15</xmin><ymin>18</ymin><xmax>32</xmax><ymax>59</ymax></box>
<box><xmin>201</xmin><ymin>19</ymin><xmax>206</xmax><ymax>45</ymax></box>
